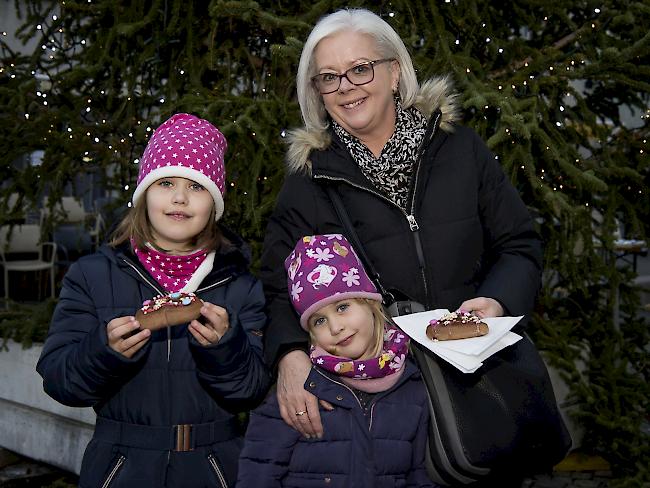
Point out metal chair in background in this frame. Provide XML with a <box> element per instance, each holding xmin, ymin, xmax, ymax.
<box><xmin>42</xmin><ymin>196</ymin><xmax>104</xmax><ymax>253</ymax></box>
<box><xmin>0</xmin><ymin>224</ymin><xmax>57</xmax><ymax>305</ymax></box>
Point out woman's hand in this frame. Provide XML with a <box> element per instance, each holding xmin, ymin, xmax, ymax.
<box><xmin>277</xmin><ymin>349</ymin><xmax>334</xmax><ymax>438</ymax></box>
<box><xmin>459</xmin><ymin>296</ymin><xmax>504</xmax><ymax>318</ymax></box>
<box><xmin>107</xmin><ymin>316</ymin><xmax>150</xmax><ymax>358</ymax></box>
<box><xmin>189</xmin><ymin>302</ymin><xmax>229</xmax><ymax>346</ymax></box>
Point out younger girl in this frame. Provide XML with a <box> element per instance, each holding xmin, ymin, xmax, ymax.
<box><xmin>238</xmin><ymin>234</ymin><xmax>436</xmax><ymax>487</ymax></box>
<box><xmin>37</xmin><ymin>113</ymin><xmax>270</xmax><ymax>487</ymax></box>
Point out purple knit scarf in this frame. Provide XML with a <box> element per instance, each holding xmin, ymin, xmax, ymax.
<box><xmin>310</xmin><ymin>323</ymin><xmax>409</xmax><ymax>393</ymax></box>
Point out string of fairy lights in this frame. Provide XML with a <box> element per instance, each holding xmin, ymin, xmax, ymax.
<box><xmin>0</xmin><ymin>3</ymin><xmax>647</xmax><ymax>211</ymax></box>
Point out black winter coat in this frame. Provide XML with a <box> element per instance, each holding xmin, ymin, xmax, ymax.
<box><xmin>238</xmin><ymin>360</ymin><xmax>436</xmax><ymax>487</ymax></box>
<box><xmin>36</xmin><ymin>232</ymin><xmax>270</xmax><ymax>488</ymax></box>
<box><xmin>261</xmin><ymin>78</ymin><xmax>543</xmax><ymax>367</ymax></box>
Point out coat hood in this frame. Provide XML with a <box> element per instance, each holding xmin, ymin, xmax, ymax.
<box><xmin>286</xmin><ymin>76</ymin><xmax>462</xmax><ymax>174</ymax></box>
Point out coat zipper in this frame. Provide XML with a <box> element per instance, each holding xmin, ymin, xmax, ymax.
<box><xmin>196</xmin><ymin>275</ymin><xmax>233</xmax><ymax>293</ymax></box>
<box><xmin>314</xmin><ymin>369</ymin><xmax>364</xmax><ymax>411</ymax></box>
<box><xmin>121</xmin><ymin>257</ymin><xmax>235</xmax><ymax>447</ymax></box>
<box><xmin>313</xmin><ymin>369</ymin><xmax>406</xmax><ymax>434</ymax></box>
<box><xmin>313</xmin><ymin>367</ymin><xmax>387</xmax><ymax>439</ymax></box>
<box><xmin>314</xmin><ymin>111</ymin><xmax>441</xmax><ymax>307</ymax></box>
<box><xmin>122</xmin><ymin>259</ymin><xmax>173</xmax><ymax>359</ymax></box>
<box><xmin>123</xmin><ymin>257</ymin><xmax>234</xmax><ymax>295</ymax></box>
<box><xmin>122</xmin><ymin>258</ymin><xmax>164</xmax><ymax>295</ymax></box>
<box><xmin>101</xmin><ymin>455</ymin><xmax>125</xmax><ymax>488</ymax></box>
<box><xmin>404</xmin><ymin>110</ymin><xmax>441</xmax><ymax>307</ymax></box>
<box><xmin>208</xmin><ymin>453</ymin><xmax>228</xmax><ymax>488</ymax></box>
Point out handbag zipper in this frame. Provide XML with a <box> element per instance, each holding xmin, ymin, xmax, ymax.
<box><xmin>207</xmin><ymin>453</ymin><xmax>229</xmax><ymax>488</ymax></box>
<box><xmin>101</xmin><ymin>455</ymin><xmax>125</xmax><ymax>488</ymax></box>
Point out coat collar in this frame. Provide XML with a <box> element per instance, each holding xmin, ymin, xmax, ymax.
<box><xmin>304</xmin><ymin>359</ymin><xmax>420</xmax><ymax>410</ymax></box>
<box><xmin>98</xmin><ymin>225</ymin><xmax>251</xmax><ymax>288</ymax></box>
<box><xmin>286</xmin><ymin>76</ymin><xmax>461</xmax><ymax>175</ymax></box>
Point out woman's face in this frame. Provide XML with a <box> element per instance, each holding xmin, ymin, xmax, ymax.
<box><xmin>314</xmin><ymin>30</ymin><xmax>400</xmax><ymax>144</ymax></box>
<box><xmin>145</xmin><ymin>177</ymin><xmax>213</xmax><ymax>253</ymax></box>
<box><xmin>309</xmin><ymin>299</ymin><xmax>377</xmax><ymax>360</ymax></box>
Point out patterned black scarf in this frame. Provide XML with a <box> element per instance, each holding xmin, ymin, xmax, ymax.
<box><xmin>332</xmin><ymin>100</ymin><xmax>427</xmax><ymax>210</ymax></box>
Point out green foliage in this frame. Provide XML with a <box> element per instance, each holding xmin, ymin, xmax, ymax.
<box><xmin>1</xmin><ymin>0</ymin><xmax>648</xmax><ymax>481</ymax></box>
<box><xmin>0</xmin><ymin>299</ymin><xmax>57</xmax><ymax>348</ymax></box>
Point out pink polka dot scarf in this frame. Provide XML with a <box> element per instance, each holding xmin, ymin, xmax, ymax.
<box><xmin>133</xmin><ymin>242</ymin><xmax>210</xmax><ymax>293</ymax></box>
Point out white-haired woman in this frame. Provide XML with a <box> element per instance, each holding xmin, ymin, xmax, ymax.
<box><xmin>260</xmin><ymin>7</ymin><xmax>542</xmax><ymax>482</ymax></box>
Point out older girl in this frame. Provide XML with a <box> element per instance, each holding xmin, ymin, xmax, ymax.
<box><xmin>37</xmin><ymin>113</ymin><xmax>270</xmax><ymax>487</ymax></box>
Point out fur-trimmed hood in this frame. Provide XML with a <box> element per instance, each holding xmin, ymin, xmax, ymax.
<box><xmin>286</xmin><ymin>76</ymin><xmax>461</xmax><ymax>174</ymax></box>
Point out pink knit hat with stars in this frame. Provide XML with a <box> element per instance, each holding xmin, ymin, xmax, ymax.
<box><xmin>132</xmin><ymin>113</ymin><xmax>228</xmax><ymax>221</ymax></box>
<box><xmin>285</xmin><ymin>234</ymin><xmax>383</xmax><ymax>330</ymax></box>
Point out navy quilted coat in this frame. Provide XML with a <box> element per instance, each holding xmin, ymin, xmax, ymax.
<box><xmin>237</xmin><ymin>360</ymin><xmax>437</xmax><ymax>487</ymax></box>
<box><xmin>261</xmin><ymin>79</ymin><xmax>542</xmax><ymax>367</ymax></box>
<box><xmin>36</xmin><ymin>232</ymin><xmax>270</xmax><ymax>488</ymax></box>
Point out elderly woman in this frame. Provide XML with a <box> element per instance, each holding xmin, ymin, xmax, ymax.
<box><xmin>262</xmin><ymin>7</ymin><xmax>542</xmax><ymax>443</ymax></box>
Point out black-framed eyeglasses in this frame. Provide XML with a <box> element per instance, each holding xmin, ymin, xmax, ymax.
<box><xmin>311</xmin><ymin>58</ymin><xmax>394</xmax><ymax>94</ymax></box>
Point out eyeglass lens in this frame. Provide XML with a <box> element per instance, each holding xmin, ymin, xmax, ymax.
<box><xmin>314</xmin><ymin>62</ymin><xmax>376</xmax><ymax>94</ymax></box>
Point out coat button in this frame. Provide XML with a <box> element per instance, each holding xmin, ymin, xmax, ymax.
<box><xmin>336</xmin><ymin>395</ymin><xmax>343</xmax><ymax>401</ymax></box>
<box><xmin>324</xmin><ymin>477</ymin><xmax>331</xmax><ymax>483</ymax></box>
<box><xmin>309</xmin><ymin>381</ymin><xmax>316</xmax><ymax>388</ymax></box>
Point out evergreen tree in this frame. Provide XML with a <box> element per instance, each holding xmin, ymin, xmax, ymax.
<box><xmin>1</xmin><ymin>1</ymin><xmax>648</xmax><ymax>483</ymax></box>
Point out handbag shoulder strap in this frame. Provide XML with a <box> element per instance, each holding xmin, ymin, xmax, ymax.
<box><xmin>324</xmin><ymin>184</ymin><xmax>393</xmax><ymax>302</ymax></box>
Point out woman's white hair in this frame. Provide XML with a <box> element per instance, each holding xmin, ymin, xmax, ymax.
<box><xmin>296</xmin><ymin>8</ymin><xmax>419</xmax><ymax>132</ymax></box>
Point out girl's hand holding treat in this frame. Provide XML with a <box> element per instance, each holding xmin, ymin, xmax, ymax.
<box><xmin>189</xmin><ymin>301</ymin><xmax>229</xmax><ymax>346</ymax></box>
<box><xmin>107</xmin><ymin>316</ymin><xmax>150</xmax><ymax>358</ymax></box>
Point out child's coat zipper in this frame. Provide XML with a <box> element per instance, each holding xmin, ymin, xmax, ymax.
<box><xmin>208</xmin><ymin>453</ymin><xmax>228</xmax><ymax>488</ymax></box>
<box><xmin>101</xmin><ymin>455</ymin><xmax>125</xmax><ymax>488</ymax></box>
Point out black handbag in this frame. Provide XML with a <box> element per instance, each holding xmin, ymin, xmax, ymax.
<box><xmin>325</xmin><ymin>185</ymin><xmax>572</xmax><ymax>485</ymax></box>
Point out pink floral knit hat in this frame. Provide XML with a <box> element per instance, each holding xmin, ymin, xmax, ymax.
<box><xmin>285</xmin><ymin>234</ymin><xmax>383</xmax><ymax>330</ymax></box>
<box><xmin>132</xmin><ymin>113</ymin><xmax>228</xmax><ymax>220</ymax></box>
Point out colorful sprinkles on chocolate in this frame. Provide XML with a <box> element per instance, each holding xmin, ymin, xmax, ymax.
<box><xmin>428</xmin><ymin>309</ymin><xmax>482</xmax><ymax>328</ymax></box>
<box><xmin>140</xmin><ymin>292</ymin><xmax>198</xmax><ymax>314</ymax></box>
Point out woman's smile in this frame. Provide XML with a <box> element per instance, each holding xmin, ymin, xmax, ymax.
<box><xmin>342</xmin><ymin>97</ymin><xmax>367</xmax><ymax>110</ymax></box>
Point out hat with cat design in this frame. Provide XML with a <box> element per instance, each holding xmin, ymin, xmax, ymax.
<box><xmin>285</xmin><ymin>234</ymin><xmax>382</xmax><ymax>329</ymax></box>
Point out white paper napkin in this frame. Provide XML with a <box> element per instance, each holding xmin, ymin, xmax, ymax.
<box><xmin>392</xmin><ymin>309</ymin><xmax>524</xmax><ymax>373</ymax></box>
